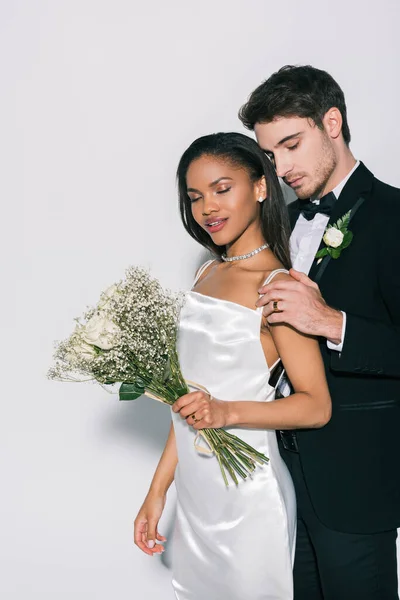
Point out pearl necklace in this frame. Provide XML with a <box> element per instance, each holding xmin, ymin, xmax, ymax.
<box><xmin>221</xmin><ymin>243</ymin><xmax>269</xmax><ymax>262</ymax></box>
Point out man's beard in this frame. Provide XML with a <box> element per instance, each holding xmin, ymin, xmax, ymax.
<box><xmin>296</xmin><ymin>136</ymin><xmax>337</xmax><ymax>200</ymax></box>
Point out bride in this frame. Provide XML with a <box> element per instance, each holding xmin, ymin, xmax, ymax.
<box><xmin>134</xmin><ymin>132</ymin><xmax>331</xmax><ymax>599</ymax></box>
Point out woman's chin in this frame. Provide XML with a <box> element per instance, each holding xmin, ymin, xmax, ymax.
<box><xmin>208</xmin><ymin>232</ymin><xmax>230</xmax><ymax>247</ymax></box>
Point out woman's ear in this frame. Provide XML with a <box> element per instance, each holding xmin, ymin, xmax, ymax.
<box><xmin>255</xmin><ymin>176</ymin><xmax>267</xmax><ymax>203</ymax></box>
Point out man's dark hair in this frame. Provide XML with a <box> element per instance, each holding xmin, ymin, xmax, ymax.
<box><xmin>239</xmin><ymin>65</ymin><xmax>351</xmax><ymax>145</ymax></box>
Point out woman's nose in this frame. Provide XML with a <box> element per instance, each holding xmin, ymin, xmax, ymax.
<box><xmin>202</xmin><ymin>195</ymin><xmax>219</xmax><ymax>215</ymax></box>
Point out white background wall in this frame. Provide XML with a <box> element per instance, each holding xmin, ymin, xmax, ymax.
<box><xmin>1</xmin><ymin>1</ymin><xmax>399</xmax><ymax>598</ymax></box>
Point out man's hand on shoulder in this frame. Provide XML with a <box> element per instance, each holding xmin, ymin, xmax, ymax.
<box><xmin>256</xmin><ymin>268</ymin><xmax>343</xmax><ymax>344</ymax></box>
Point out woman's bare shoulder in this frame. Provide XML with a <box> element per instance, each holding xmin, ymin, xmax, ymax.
<box><xmin>193</xmin><ymin>259</ymin><xmax>219</xmax><ymax>287</ymax></box>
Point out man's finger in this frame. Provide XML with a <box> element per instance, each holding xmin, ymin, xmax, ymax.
<box><xmin>266</xmin><ymin>311</ymin><xmax>289</xmax><ymax>325</ymax></box>
<box><xmin>262</xmin><ymin>300</ymin><xmax>286</xmax><ymax>318</ymax></box>
<box><xmin>258</xmin><ymin>280</ymin><xmax>301</xmax><ymax>296</ymax></box>
<box><xmin>289</xmin><ymin>268</ymin><xmax>318</xmax><ymax>289</ymax></box>
<box><xmin>257</xmin><ymin>291</ymin><xmax>288</xmax><ymax>308</ymax></box>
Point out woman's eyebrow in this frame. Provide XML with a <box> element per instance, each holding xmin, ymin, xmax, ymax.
<box><xmin>187</xmin><ymin>177</ymin><xmax>234</xmax><ymax>193</ymax></box>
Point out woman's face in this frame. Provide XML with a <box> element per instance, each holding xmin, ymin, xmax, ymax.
<box><xmin>186</xmin><ymin>155</ymin><xmax>265</xmax><ymax>247</ymax></box>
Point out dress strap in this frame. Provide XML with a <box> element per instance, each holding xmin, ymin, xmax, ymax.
<box><xmin>261</xmin><ymin>268</ymin><xmax>289</xmax><ymax>287</ymax></box>
<box><xmin>258</xmin><ymin>268</ymin><xmax>289</xmax><ymax>385</ymax></box>
<box><xmin>192</xmin><ymin>259</ymin><xmax>216</xmax><ymax>288</ymax></box>
<box><xmin>256</xmin><ymin>269</ymin><xmax>289</xmax><ymax>313</ymax></box>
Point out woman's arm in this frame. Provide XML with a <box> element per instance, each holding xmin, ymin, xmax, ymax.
<box><xmin>227</xmin><ymin>323</ymin><xmax>331</xmax><ymax>429</ymax></box>
<box><xmin>134</xmin><ymin>422</ymin><xmax>178</xmax><ymax>556</ymax></box>
<box><xmin>172</xmin><ymin>325</ymin><xmax>331</xmax><ymax>431</ymax></box>
<box><xmin>147</xmin><ymin>421</ymin><xmax>178</xmax><ymax>496</ymax></box>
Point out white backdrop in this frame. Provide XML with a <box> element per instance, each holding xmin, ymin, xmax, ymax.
<box><xmin>1</xmin><ymin>1</ymin><xmax>399</xmax><ymax>598</ymax></box>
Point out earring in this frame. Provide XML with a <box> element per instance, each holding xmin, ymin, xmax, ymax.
<box><xmin>258</xmin><ymin>196</ymin><xmax>265</xmax><ymax>203</ymax></box>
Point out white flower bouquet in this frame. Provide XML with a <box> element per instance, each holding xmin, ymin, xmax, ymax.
<box><xmin>48</xmin><ymin>267</ymin><xmax>269</xmax><ymax>486</ymax></box>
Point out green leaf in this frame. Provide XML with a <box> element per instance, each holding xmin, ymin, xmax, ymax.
<box><xmin>341</xmin><ymin>230</ymin><xmax>354</xmax><ymax>249</ymax></box>
<box><xmin>315</xmin><ymin>247</ymin><xmax>329</xmax><ymax>259</ymax></box>
<box><xmin>336</xmin><ymin>211</ymin><xmax>351</xmax><ymax>231</ymax></box>
<box><xmin>330</xmin><ymin>247</ymin><xmax>341</xmax><ymax>259</ymax></box>
<box><xmin>162</xmin><ymin>357</ymin><xmax>171</xmax><ymax>382</ymax></box>
<box><xmin>119</xmin><ymin>382</ymin><xmax>145</xmax><ymax>401</ymax></box>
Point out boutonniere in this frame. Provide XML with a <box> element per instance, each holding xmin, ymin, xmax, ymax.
<box><xmin>315</xmin><ymin>211</ymin><xmax>353</xmax><ymax>263</ymax></box>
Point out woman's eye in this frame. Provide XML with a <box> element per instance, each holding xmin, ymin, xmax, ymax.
<box><xmin>288</xmin><ymin>143</ymin><xmax>299</xmax><ymax>151</ymax></box>
<box><xmin>216</xmin><ymin>187</ymin><xmax>231</xmax><ymax>194</ymax></box>
<box><xmin>189</xmin><ymin>196</ymin><xmax>201</xmax><ymax>203</ymax></box>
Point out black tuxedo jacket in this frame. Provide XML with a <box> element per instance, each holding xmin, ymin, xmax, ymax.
<box><xmin>287</xmin><ymin>162</ymin><xmax>400</xmax><ymax>534</ymax></box>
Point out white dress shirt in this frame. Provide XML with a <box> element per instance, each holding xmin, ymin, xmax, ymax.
<box><xmin>290</xmin><ymin>161</ymin><xmax>360</xmax><ymax>351</ymax></box>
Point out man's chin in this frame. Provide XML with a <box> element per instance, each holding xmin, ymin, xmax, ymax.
<box><xmin>295</xmin><ymin>185</ymin><xmax>319</xmax><ymax>200</ymax></box>
<box><xmin>297</xmin><ymin>193</ymin><xmax>312</xmax><ymax>200</ymax></box>
<box><xmin>284</xmin><ymin>177</ymin><xmax>310</xmax><ymax>199</ymax></box>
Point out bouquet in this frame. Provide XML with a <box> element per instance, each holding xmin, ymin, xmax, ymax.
<box><xmin>48</xmin><ymin>267</ymin><xmax>269</xmax><ymax>486</ymax></box>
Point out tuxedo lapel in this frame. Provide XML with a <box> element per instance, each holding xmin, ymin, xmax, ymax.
<box><xmin>326</xmin><ymin>162</ymin><xmax>374</xmax><ymax>228</ymax></box>
<box><xmin>308</xmin><ymin>162</ymin><xmax>374</xmax><ymax>282</ymax></box>
<box><xmin>313</xmin><ymin>195</ymin><xmax>366</xmax><ymax>283</ymax></box>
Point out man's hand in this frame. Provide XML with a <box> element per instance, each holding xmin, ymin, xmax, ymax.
<box><xmin>256</xmin><ymin>268</ymin><xmax>343</xmax><ymax>344</ymax></box>
<box><xmin>172</xmin><ymin>391</ymin><xmax>228</xmax><ymax>429</ymax></box>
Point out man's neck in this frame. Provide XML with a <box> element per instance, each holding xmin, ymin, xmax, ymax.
<box><xmin>319</xmin><ymin>150</ymin><xmax>357</xmax><ymax>198</ymax></box>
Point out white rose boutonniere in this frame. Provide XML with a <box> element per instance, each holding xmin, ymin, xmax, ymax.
<box><xmin>316</xmin><ymin>211</ymin><xmax>353</xmax><ymax>262</ymax></box>
<box><xmin>323</xmin><ymin>227</ymin><xmax>344</xmax><ymax>248</ymax></box>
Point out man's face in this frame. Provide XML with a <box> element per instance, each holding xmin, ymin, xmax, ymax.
<box><xmin>254</xmin><ymin>116</ymin><xmax>337</xmax><ymax>200</ymax></box>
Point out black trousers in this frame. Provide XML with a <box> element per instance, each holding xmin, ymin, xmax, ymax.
<box><xmin>279</xmin><ymin>441</ymin><xmax>399</xmax><ymax>600</ymax></box>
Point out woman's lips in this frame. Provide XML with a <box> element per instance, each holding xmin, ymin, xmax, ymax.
<box><xmin>205</xmin><ymin>218</ymin><xmax>228</xmax><ymax>233</ymax></box>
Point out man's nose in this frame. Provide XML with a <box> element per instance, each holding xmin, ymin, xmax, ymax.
<box><xmin>275</xmin><ymin>156</ymin><xmax>293</xmax><ymax>179</ymax></box>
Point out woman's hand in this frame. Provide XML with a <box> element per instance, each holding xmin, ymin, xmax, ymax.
<box><xmin>172</xmin><ymin>391</ymin><xmax>228</xmax><ymax>429</ymax></box>
<box><xmin>134</xmin><ymin>492</ymin><xmax>167</xmax><ymax>556</ymax></box>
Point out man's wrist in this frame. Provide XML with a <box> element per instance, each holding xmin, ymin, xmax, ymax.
<box><xmin>324</xmin><ymin>307</ymin><xmax>343</xmax><ymax>345</ymax></box>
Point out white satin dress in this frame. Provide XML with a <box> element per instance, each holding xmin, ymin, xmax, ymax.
<box><xmin>171</xmin><ymin>263</ymin><xmax>296</xmax><ymax>600</ymax></box>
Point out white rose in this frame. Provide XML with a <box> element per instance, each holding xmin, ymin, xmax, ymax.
<box><xmin>81</xmin><ymin>313</ymin><xmax>120</xmax><ymax>350</ymax></box>
<box><xmin>67</xmin><ymin>339</ymin><xmax>97</xmax><ymax>362</ymax></box>
<box><xmin>323</xmin><ymin>227</ymin><xmax>344</xmax><ymax>249</ymax></box>
<box><xmin>98</xmin><ymin>284</ymin><xmax>119</xmax><ymax>309</ymax></box>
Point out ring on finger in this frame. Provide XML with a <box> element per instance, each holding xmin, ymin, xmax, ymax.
<box><xmin>273</xmin><ymin>300</ymin><xmax>280</xmax><ymax>313</ymax></box>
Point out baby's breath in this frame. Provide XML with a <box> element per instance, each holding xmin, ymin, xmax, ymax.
<box><xmin>48</xmin><ymin>266</ymin><xmax>269</xmax><ymax>486</ymax></box>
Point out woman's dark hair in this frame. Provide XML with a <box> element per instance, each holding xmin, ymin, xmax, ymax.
<box><xmin>239</xmin><ymin>65</ymin><xmax>351</xmax><ymax>145</ymax></box>
<box><xmin>177</xmin><ymin>132</ymin><xmax>292</xmax><ymax>270</ymax></box>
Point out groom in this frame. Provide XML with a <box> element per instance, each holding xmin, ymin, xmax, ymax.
<box><xmin>240</xmin><ymin>65</ymin><xmax>400</xmax><ymax>599</ymax></box>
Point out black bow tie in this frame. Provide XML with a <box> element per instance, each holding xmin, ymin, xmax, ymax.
<box><xmin>300</xmin><ymin>191</ymin><xmax>336</xmax><ymax>221</ymax></box>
